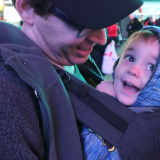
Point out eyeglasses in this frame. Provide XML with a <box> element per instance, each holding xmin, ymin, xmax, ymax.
<box><xmin>48</xmin><ymin>7</ymin><xmax>94</xmax><ymax>38</ymax></box>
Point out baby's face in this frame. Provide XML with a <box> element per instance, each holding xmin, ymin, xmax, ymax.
<box><xmin>114</xmin><ymin>38</ymin><xmax>159</xmax><ymax>106</ymax></box>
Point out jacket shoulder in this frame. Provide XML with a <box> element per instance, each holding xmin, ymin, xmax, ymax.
<box><xmin>0</xmin><ymin>61</ymin><xmax>44</xmax><ymax>159</ymax></box>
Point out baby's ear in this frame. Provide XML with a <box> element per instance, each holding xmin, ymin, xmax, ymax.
<box><xmin>113</xmin><ymin>57</ymin><xmax>120</xmax><ymax>72</ymax></box>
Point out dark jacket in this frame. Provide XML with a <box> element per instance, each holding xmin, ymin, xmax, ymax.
<box><xmin>0</xmin><ymin>21</ymin><xmax>83</xmax><ymax>160</ymax></box>
<box><xmin>126</xmin><ymin>22</ymin><xmax>134</xmax><ymax>37</ymax></box>
<box><xmin>148</xmin><ymin>21</ymin><xmax>155</xmax><ymax>26</ymax></box>
<box><xmin>132</xmin><ymin>21</ymin><xmax>143</xmax><ymax>32</ymax></box>
<box><xmin>155</xmin><ymin>18</ymin><xmax>160</xmax><ymax>27</ymax></box>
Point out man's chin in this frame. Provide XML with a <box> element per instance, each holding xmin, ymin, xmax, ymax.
<box><xmin>70</xmin><ymin>56</ymin><xmax>89</xmax><ymax>65</ymax></box>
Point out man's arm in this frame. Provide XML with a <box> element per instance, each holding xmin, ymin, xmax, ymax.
<box><xmin>96</xmin><ymin>80</ymin><xmax>117</xmax><ymax>98</ymax></box>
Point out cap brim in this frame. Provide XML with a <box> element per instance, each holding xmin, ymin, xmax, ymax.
<box><xmin>50</xmin><ymin>0</ymin><xmax>143</xmax><ymax>29</ymax></box>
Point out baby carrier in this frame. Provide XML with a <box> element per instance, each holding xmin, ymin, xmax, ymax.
<box><xmin>27</xmin><ymin>52</ymin><xmax>160</xmax><ymax>159</ymax></box>
<box><xmin>28</xmin><ymin>45</ymin><xmax>160</xmax><ymax>160</ymax></box>
<box><xmin>52</xmin><ymin>56</ymin><xmax>160</xmax><ymax>160</ymax></box>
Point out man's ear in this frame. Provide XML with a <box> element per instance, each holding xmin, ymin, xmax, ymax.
<box><xmin>16</xmin><ymin>0</ymin><xmax>34</xmax><ymax>25</ymax></box>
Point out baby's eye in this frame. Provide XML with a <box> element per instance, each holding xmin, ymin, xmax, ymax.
<box><xmin>126</xmin><ymin>56</ymin><xmax>134</xmax><ymax>62</ymax></box>
<box><xmin>147</xmin><ymin>64</ymin><xmax>154</xmax><ymax>71</ymax></box>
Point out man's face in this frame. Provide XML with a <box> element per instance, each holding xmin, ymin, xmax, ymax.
<box><xmin>114</xmin><ymin>38</ymin><xmax>159</xmax><ymax>106</ymax></box>
<box><xmin>28</xmin><ymin>11</ymin><xmax>106</xmax><ymax>66</ymax></box>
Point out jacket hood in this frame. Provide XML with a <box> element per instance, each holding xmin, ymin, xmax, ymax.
<box><xmin>132</xmin><ymin>26</ymin><xmax>160</xmax><ymax>107</ymax></box>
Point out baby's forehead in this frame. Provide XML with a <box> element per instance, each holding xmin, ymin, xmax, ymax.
<box><xmin>131</xmin><ymin>36</ymin><xmax>158</xmax><ymax>44</ymax></box>
<box><xmin>124</xmin><ymin>36</ymin><xmax>159</xmax><ymax>53</ymax></box>
<box><xmin>121</xmin><ymin>37</ymin><xmax>159</xmax><ymax>64</ymax></box>
<box><xmin>124</xmin><ymin>30</ymin><xmax>159</xmax><ymax>51</ymax></box>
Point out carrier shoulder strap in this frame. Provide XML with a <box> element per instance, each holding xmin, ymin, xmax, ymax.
<box><xmin>56</xmin><ymin>67</ymin><xmax>160</xmax><ymax>160</ymax></box>
<box><xmin>55</xmin><ymin>66</ymin><xmax>135</xmax><ymax>147</ymax></box>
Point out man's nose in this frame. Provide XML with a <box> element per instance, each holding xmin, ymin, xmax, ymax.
<box><xmin>128</xmin><ymin>65</ymin><xmax>140</xmax><ymax>78</ymax></box>
<box><xmin>88</xmin><ymin>28</ymin><xmax>107</xmax><ymax>46</ymax></box>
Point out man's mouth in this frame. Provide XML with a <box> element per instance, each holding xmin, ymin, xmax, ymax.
<box><xmin>76</xmin><ymin>47</ymin><xmax>93</xmax><ymax>56</ymax></box>
<box><xmin>76</xmin><ymin>47</ymin><xmax>91</xmax><ymax>51</ymax></box>
<box><xmin>123</xmin><ymin>81</ymin><xmax>140</xmax><ymax>93</ymax></box>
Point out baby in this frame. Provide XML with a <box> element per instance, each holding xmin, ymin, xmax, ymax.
<box><xmin>82</xmin><ymin>27</ymin><xmax>160</xmax><ymax>160</ymax></box>
<box><xmin>97</xmin><ymin>29</ymin><xmax>159</xmax><ymax>107</ymax></box>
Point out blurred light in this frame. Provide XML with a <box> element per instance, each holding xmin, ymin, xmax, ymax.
<box><xmin>0</xmin><ymin>6</ymin><xmax>3</xmax><ymax>11</ymax></box>
<box><xmin>131</xmin><ymin>1</ymin><xmax>160</xmax><ymax>20</ymax></box>
<box><xmin>4</xmin><ymin>6</ymin><xmax>21</xmax><ymax>22</ymax></box>
<box><xmin>0</xmin><ymin>0</ymin><xmax>4</xmax><ymax>6</ymax></box>
<box><xmin>4</xmin><ymin>0</ymin><xmax>12</xmax><ymax>5</ymax></box>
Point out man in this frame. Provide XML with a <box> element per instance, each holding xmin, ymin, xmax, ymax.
<box><xmin>0</xmin><ymin>0</ymin><xmax>143</xmax><ymax>159</ymax></box>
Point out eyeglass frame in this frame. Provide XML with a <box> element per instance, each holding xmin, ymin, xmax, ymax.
<box><xmin>48</xmin><ymin>7</ymin><xmax>94</xmax><ymax>38</ymax></box>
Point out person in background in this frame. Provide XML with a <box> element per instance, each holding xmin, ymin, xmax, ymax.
<box><xmin>107</xmin><ymin>24</ymin><xmax>119</xmax><ymax>48</ymax></box>
<box><xmin>143</xmin><ymin>16</ymin><xmax>150</xmax><ymax>26</ymax></box>
<box><xmin>148</xmin><ymin>16</ymin><xmax>155</xmax><ymax>26</ymax></box>
<box><xmin>0</xmin><ymin>0</ymin><xmax>143</xmax><ymax>159</ymax></box>
<box><xmin>117</xmin><ymin>22</ymin><xmax>123</xmax><ymax>45</ymax></box>
<box><xmin>117</xmin><ymin>21</ymin><xmax>122</xmax><ymax>35</ymax></box>
<box><xmin>132</xmin><ymin>17</ymin><xmax>143</xmax><ymax>33</ymax></box>
<box><xmin>155</xmin><ymin>15</ymin><xmax>160</xmax><ymax>27</ymax></box>
<box><xmin>126</xmin><ymin>19</ymin><xmax>134</xmax><ymax>37</ymax></box>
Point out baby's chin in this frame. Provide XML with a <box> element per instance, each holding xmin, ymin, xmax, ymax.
<box><xmin>118</xmin><ymin>98</ymin><xmax>134</xmax><ymax>107</ymax></box>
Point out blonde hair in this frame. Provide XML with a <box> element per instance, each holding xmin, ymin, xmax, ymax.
<box><xmin>124</xmin><ymin>30</ymin><xmax>159</xmax><ymax>52</ymax></box>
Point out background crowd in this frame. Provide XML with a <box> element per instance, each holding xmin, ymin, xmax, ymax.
<box><xmin>91</xmin><ymin>15</ymin><xmax>160</xmax><ymax>78</ymax></box>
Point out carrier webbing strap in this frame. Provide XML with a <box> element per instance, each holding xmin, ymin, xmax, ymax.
<box><xmin>56</xmin><ymin>69</ymin><xmax>135</xmax><ymax>142</ymax></box>
<box><xmin>65</xmin><ymin>79</ymin><xmax>128</xmax><ymax>133</ymax></box>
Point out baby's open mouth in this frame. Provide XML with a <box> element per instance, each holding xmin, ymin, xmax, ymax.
<box><xmin>123</xmin><ymin>81</ymin><xmax>140</xmax><ymax>93</ymax></box>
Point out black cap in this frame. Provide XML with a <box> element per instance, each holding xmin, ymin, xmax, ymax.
<box><xmin>51</xmin><ymin>0</ymin><xmax>143</xmax><ymax>29</ymax></box>
<box><xmin>12</xmin><ymin>0</ymin><xmax>143</xmax><ymax>29</ymax></box>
